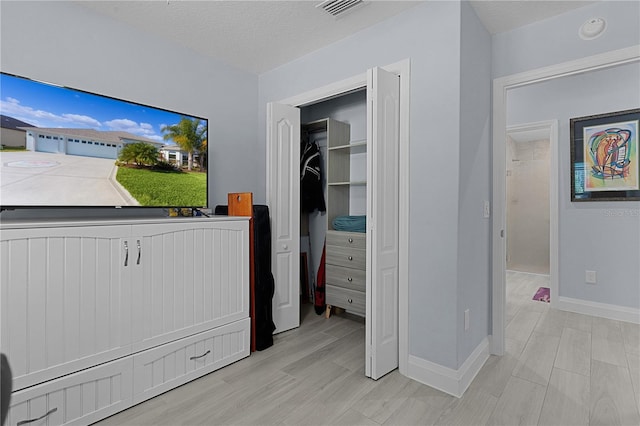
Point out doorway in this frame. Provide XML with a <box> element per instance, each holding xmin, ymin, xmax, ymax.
<box><xmin>491</xmin><ymin>47</ymin><xmax>639</xmax><ymax>356</ymax></box>
<box><xmin>505</xmin><ymin>123</ymin><xmax>555</xmax><ymax>324</ymax></box>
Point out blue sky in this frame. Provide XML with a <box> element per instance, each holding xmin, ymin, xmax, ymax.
<box><xmin>0</xmin><ymin>73</ymin><xmax>206</xmax><ymax>144</ymax></box>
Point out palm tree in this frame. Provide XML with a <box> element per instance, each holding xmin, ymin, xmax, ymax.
<box><xmin>161</xmin><ymin>118</ymin><xmax>207</xmax><ymax>171</ymax></box>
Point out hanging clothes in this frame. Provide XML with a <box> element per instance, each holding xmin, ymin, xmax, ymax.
<box><xmin>300</xmin><ymin>138</ymin><xmax>326</xmax><ymax>213</ymax></box>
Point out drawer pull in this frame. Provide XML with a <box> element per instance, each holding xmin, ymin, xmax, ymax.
<box><xmin>348</xmin><ymin>256</ymin><xmax>353</xmax><ymax>261</ymax></box>
<box><xmin>348</xmin><ymin>298</ymin><xmax>353</xmax><ymax>304</ymax></box>
<box><xmin>17</xmin><ymin>407</ymin><xmax>58</xmax><ymax>426</ymax></box>
<box><xmin>189</xmin><ymin>350</ymin><xmax>211</xmax><ymax>361</ymax></box>
<box><xmin>123</xmin><ymin>241</ymin><xmax>129</xmax><ymax>267</ymax></box>
<box><xmin>348</xmin><ymin>238</ymin><xmax>353</xmax><ymax>243</ymax></box>
<box><xmin>136</xmin><ymin>239</ymin><xmax>141</xmax><ymax>265</ymax></box>
<box><xmin>347</xmin><ymin>277</ymin><xmax>353</xmax><ymax>282</ymax></box>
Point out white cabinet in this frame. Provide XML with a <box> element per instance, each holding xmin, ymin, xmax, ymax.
<box><xmin>6</xmin><ymin>357</ymin><xmax>133</xmax><ymax>426</ymax></box>
<box><xmin>1</xmin><ymin>217</ymin><xmax>250</xmax><ymax>425</ymax></box>
<box><xmin>0</xmin><ymin>224</ymin><xmax>133</xmax><ymax>392</ymax></box>
<box><xmin>131</xmin><ymin>221</ymin><xmax>249</xmax><ymax>352</ymax></box>
<box><xmin>132</xmin><ymin>318</ymin><xmax>249</xmax><ymax>404</ymax></box>
<box><xmin>325</xmin><ymin>231</ymin><xmax>366</xmax><ymax>316</ymax></box>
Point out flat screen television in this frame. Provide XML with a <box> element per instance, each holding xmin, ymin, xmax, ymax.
<box><xmin>0</xmin><ymin>72</ymin><xmax>208</xmax><ymax>209</ymax></box>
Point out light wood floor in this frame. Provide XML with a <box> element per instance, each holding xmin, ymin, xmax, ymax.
<box><xmin>97</xmin><ymin>271</ymin><xmax>640</xmax><ymax>425</ymax></box>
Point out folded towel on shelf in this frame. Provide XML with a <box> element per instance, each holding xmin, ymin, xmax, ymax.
<box><xmin>332</xmin><ymin>215</ymin><xmax>366</xmax><ymax>233</ymax></box>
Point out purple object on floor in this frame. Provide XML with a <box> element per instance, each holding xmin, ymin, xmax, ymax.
<box><xmin>533</xmin><ymin>287</ymin><xmax>550</xmax><ymax>303</ymax></box>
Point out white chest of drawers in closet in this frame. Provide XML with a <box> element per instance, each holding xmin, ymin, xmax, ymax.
<box><xmin>325</xmin><ymin>230</ymin><xmax>366</xmax><ymax>316</ymax></box>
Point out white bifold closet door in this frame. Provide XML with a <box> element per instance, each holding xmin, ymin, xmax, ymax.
<box><xmin>267</xmin><ymin>66</ymin><xmax>400</xmax><ymax>379</ymax></box>
<box><xmin>366</xmin><ymin>66</ymin><xmax>400</xmax><ymax>380</ymax></box>
<box><xmin>266</xmin><ymin>102</ymin><xmax>301</xmax><ymax>334</ymax></box>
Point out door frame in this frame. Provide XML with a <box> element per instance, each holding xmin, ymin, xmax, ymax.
<box><xmin>491</xmin><ymin>45</ymin><xmax>640</xmax><ymax>355</ymax></box>
<box><xmin>505</xmin><ymin>121</ymin><xmax>558</xmax><ymax>306</ymax></box>
<box><xmin>275</xmin><ymin>58</ymin><xmax>411</xmax><ymax>375</ymax></box>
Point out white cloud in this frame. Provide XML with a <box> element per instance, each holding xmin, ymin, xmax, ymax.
<box><xmin>105</xmin><ymin>118</ymin><xmax>162</xmax><ymax>140</ymax></box>
<box><xmin>1</xmin><ymin>96</ymin><xmax>165</xmax><ymax>141</ymax></box>
<box><xmin>1</xmin><ymin>96</ymin><xmax>102</xmax><ymax>129</ymax></box>
<box><xmin>105</xmin><ymin>118</ymin><xmax>137</xmax><ymax>130</ymax></box>
<box><xmin>62</xmin><ymin>113</ymin><xmax>101</xmax><ymax>128</ymax></box>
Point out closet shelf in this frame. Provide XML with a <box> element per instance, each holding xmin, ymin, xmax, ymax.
<box><xmin>329</xmin><ymin>140</ymin><xmax>367</xmax><ymax>152</ymax></box>
<box><xmin>328</xmin><ymin>181</ymin><xmax>367</xmax><ymax>186</ymax></box>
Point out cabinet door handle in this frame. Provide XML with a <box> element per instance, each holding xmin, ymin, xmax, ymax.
<box><xmin>347</xmin><ymin>298</ymin><xmax>353</xmax><ymax>304</ymax></box>
<box><xmin>189</xmin><ymin>350</ymin><xmax>211</xmax><ymax>361</ymax></box>
<box><xmin>136</xmin><ymin>240</ymin><xmax>141</xmax><ymax>265</ymax></box>
<box><xmin>348</xmin><ymin>238</ymin><xmax>353</xmax><ymax>243</ymax></box>
<box><xmin>348</xmin><ymin>256</ymin><xmax>353</xmax><ymax>261</ymax></box>
<box><xmin>17</xmin><ymin>407</ymin><xmax>58</xmax><ymax>426</ymax></box>
<box><xmin>347</xmin><ymin>277</ymin><xmax>353</xmax><ymax>282</ymax></box>
<box><xmin>124</xmin><ymin>241</ymin><xmax>129</xmax><ymax>267</ymax></box>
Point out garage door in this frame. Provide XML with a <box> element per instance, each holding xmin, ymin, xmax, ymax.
<box><xmin>67</xmin><ymin>140</ymin><xmax>118</xmax><ymax>159</ymax></box>
<box><xmin>35</xmin><ymin>135</ymin><xmax>61</xmax><ymax>153</ymax></box>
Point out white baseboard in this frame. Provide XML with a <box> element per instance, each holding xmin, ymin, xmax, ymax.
<box><xmin>557</xmin><ymin>296</ymin><xmax>640</xmax><ymax>324</ymax></box>
<box><xmin>406</xmin><ymin>337</ymin><xmax>489</xmax><ymax>398</ymax></box>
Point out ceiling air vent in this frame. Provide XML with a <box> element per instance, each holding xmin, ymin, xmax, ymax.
<box><xmin>316</xmin><ymin>0</ymin><xmax>365</xmax><ymax>18</ymax></box>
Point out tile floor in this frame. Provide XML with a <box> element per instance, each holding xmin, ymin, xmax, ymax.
<box><xmin>96</xmin><ymin>270</ymin><xmax>640</xmax><ymax>425</ymax></box>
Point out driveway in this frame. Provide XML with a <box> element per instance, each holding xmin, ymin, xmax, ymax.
<box><xmin>0</xmin><ymin>151</ymin><xmax>139</xmax><ymax>206</ymax></box>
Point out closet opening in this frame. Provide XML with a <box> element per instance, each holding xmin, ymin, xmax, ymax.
<box><xmin>298</xmin><ymin>88</ymin><xmax>367</xmax><ymax>329</ymax></box>
<box><xmin>269</xmin><ymin>59</ymin><xmax>408</xmax><ymax>379</ymax></box>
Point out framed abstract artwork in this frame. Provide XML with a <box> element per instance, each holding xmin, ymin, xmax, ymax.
<box><xmin>570</xmin><ymin>108</ymin><xmax>640</xmax><ymax>201</ymax></box>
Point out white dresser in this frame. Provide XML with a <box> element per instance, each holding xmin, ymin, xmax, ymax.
<box><xmin>325</xmin><ymin>230</ymin><xmax>366</xmax><ymax>316</ymax></box>
<box><xmin>1</xmin><ymin>217</ymin><xmax>250</xmax><ymax>426</ymax></box>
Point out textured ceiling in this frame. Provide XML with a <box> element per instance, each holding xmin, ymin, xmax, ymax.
<box><xmin>469</xmin><ymin>0</ymin><xmax>596</xmax><ymax>34</ymax></box>
<box><xmin>78</xmin><ymin>0</ymin><xmax>599</xmax><ymax>75</ymax></box>
<box><xmin>77</xmin><ymin>0</ymin><xmax>422</xmax><ymax>74</ymax></box>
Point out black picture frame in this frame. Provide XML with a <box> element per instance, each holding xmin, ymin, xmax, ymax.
<box><xmin>570</xmin><ymin>108</ymin><xmax>640</xmax><ymax>201</ymax></box>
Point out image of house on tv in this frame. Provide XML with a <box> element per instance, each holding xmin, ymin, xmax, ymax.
<box><xmin>20</xmin><ymin>127</ymin><xmax>165</xmax><ymax>160</ymax></box>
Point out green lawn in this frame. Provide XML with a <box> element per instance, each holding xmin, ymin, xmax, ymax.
<box><xmin>116</xmin><ymin>167</ymin><xmax>207</xmax><ymax>206</ymax></box>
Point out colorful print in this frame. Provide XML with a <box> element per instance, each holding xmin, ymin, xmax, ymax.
<box><xmin>584</xmin><ymin>120</ymin><xmax>638</xmax><ymax>192</ymax></box>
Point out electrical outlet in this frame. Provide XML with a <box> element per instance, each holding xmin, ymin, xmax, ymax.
<box><xmin>464</xmin><ymin>309</ymin><xmax>470</xmax><ymax>331</ymax></box>
<box><xmin>585</xmin><ymin>270</ymin><xmax>597</xmax><ymax>284</ymax></box>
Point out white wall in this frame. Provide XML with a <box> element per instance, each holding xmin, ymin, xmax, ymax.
<box><xmin>507</xmin><ymin>62</ymin><xmax>640</xmax><ymax>309</ymax></box>
<box><xmin>260</xmin><ymin>0</ymin><xmax>492</xmax><ymax>371</ymax></box>
<box><xmin>493</xmin><ymin>1</ymin><xmax>640</xmax><ymax>78</ymax></box>
<box><xmin>0</xmin><ymin>0</ymin><xmax>259</xmax><ymax>216</ymax></box>
<box><xmin>457</xmin><ymin>0</ymin><xmax>492</xmax><ymax>366</ymax></box>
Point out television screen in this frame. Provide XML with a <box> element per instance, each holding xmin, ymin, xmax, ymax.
<box><xmin>0</xmin><ymin>72</ymin><xmax>208</xmax><ymax>209</ymax></box>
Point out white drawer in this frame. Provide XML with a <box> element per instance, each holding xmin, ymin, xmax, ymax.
<box><xmin>326</xmin><ymin>264</ymin><xmax>366</xmax><ymax>292</ymax></box>
<box><xmin>326</xmin><ymin>230</ymin><xmax>366</xmax><ymax>249</ymax></box>
<box><xmin>326</xmin><ymin>245</ymin><xmax>366</xmax><ymax>270</ymax></box>
<box><xmin>7</xmin><ymin>357</ymin><xmax>133</xmax><ymax>426</ymax></box>
<box><xmin>133</xmin><ymin>317</ymin><xmax>250</xmax><ymax>404</ymax></box>
<box><xmin>326</xmin><ymin>285</ymin><xmax>365</xmax><ymax>316</ymax></box>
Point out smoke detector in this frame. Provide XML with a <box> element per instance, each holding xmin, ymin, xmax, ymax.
<box><xmin>579</xmin><ymin>18</ymin><xmax>607</xmax><ymax>40</ymax></box>
<box><xmin>316</xmin><ymin>0</ymin><xmax>366</xmax><ymax>19</ymax></box>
